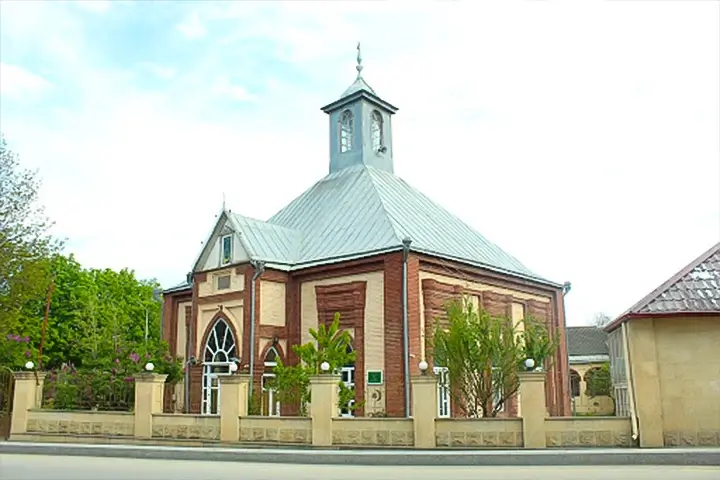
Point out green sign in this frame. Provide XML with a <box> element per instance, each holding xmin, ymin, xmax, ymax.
<box><xmin>367</xmin><ymin>370</ymin><xmax>383</xmax><ymax>385</ymax></box>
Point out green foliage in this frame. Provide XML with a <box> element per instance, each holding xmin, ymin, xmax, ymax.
<box><xmin>247</xmin><ymin>391</ymin><xmax>262</xmax><ymax>416</ymax></box>
<box><xmin>10</xmin><ymin>253</ymin><xmax>165</xmax><ymax>371</ymax></box>
<box><xmin>585</xmin><ymin>363</ymin><xmax>612</xmax><ymax>398</ymax></box>
<box><xmin>429</xmin><ymin>296</ymin><xmax>557</xmax><ymax>418</ymax></box>
<box><xmin>270</xmin><ymin>313</ymin><xmax>357</xmax><ymax>415</ymax></box>
<box><xmin>0</xmin><ymin>134</ymin><xmax>62</xmax><ymax>341</ymax></box>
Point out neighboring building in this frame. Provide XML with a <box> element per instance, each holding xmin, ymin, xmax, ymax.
<box><xmin>566</xmin><ymin>326</ymin><xmax>614</xmax><ymax>416</ymax></box>
<box><xmin>605</xmin><ymin>241</ymin><xmax>720</xmax><ymax>447</ymax></box>
<box><xmin>162</xmin><ymin>48</ymin><xmax>572</xmax><ymax>418</ymax></box>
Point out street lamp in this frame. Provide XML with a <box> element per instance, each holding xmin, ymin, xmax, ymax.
<box><xmin>229</xmin><ymin>363</ymin><xmax>238</xmax><ymax>373</ymax></box>
<box><xmin>145</xmin><ymin>362</ymin><xmax>155</xmax><ymax>372</ymax></box>
<box><xmin>524</xmin><ymin>358</ymin><xmax>535</xmax><ymax>372</ymax></box>
<box><xmin>320</xmin><ymin>361</ymin><xmax>330</xmax><ymax>373</ymax></box>
<box><xmin>418</xmin><ymin>360</ymin><xmax>429</xmax><ymax>376</ymax></box>
<box><xmin>25</xmin><ymin>361</ymin><xmax>34</xmax><ymax>370</ymax></box>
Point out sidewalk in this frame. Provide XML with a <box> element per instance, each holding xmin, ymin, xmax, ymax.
<box><xmin>1</xmin><ymin>441</ymin><xmax>719</xmax><ymax>466</ymax></box>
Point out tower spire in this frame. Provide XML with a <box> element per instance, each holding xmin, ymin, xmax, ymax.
<box><xmin>356</xmin><ymin>41</ymin><xmax>363</xmax><ymax>78</ymax></box>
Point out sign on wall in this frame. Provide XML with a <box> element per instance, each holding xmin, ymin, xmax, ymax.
<box><xmin>367</xmin><ymin>370</ymin><xmax>383</xmax><ymax>385</ymax></box>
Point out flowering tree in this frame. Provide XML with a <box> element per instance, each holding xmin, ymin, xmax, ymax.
<box><xmin>0</xmin><ymin>333</ymin><xmax>36</xmax><ymax>370</ymax></box>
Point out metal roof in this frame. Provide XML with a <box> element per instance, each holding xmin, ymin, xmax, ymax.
<box><xmin>606</xmin><ymin>241</ymin><xmax>720</xmax><ymax>331</ymax></box>
<box><xmin>223</xmin><ymin>164</ymin><xmax>557</xmax><ymax>285</ymax></box>
<box><xmin>566</xmin><ymin>326</ymin><xmax>609</xmax><ymax>357</ymax></box>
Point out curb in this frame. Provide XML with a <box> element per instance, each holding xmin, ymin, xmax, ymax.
<box><xmin>1</xmin><ymin>442</ymin><xmax>719</xmax><ymax>466</ymax></box>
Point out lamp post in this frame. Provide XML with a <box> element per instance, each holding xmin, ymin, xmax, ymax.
<box><xmin>320</xmin><ymin>361</ymin><xmax>330</xmax><ymax>373</ymax></box>
<box><xmin>145</xmin><ymin>362</ymin><xmax>155</xmax><ymax>372</ymax></box>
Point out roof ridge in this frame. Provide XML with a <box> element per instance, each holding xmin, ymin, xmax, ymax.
<box><xmin>620</xmin><ymin>240</ymin><xmax>720</xmax><ymax>317</ymax></box>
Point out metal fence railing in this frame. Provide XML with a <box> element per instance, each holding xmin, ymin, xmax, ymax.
<box><xmin>42</xmin><ymin>369</ymin><xmax>135</xmax><ymax>412</ymax></box>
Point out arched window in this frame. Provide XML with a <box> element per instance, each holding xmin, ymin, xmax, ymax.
<box><xmin>261</xmin><ymin>346</ymin><xmax>281</xmax><ymax>416</ymax></box>
<box><xmin>370</xmin><ymin>110</ymin><xmax>383</xmax><ymax>152</ymax></box>
<box><xmin>339</xmin><ymin>110</ymin><xmax>353</xmax><ymax>153</ymax></box>
<box><xmin>204</xmin><ymin>318</ymin><xmax>237</xmax><ymax>363</ymax></box>
<box><xmin>570</xmin><ymin>369</ymin><xmax>581</xmax><ymax>397</ymax></box>
<box><xmin>201</xmin><ymin>318</ymin><xmax>237</xmax><ymax>415</ymax></box>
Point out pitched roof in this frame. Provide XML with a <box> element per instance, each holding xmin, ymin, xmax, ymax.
<box><xmin>566</xmin><ymin>326</ymin><xmax>609</xmax><ymax>357</ymax></box>
<box><xmin>225</xmin><ymin>164</ymin><xmax>557</xmax><ymax>286</ymax></box>
<box><xmin>606</xmin><ymin>241</ymin><xmax>720</xmax><ymax>331</ymax></box>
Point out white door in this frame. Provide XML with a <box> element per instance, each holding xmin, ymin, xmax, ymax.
<box><xmin>340</xmin><ymin>366</ymin><xmax>355</xmax><ymax>417</ymax></box>
<box><xmin>434</xmin><ymin>367</ymin><xmax>450</xmax><ymax>418</ymax></box>
<box><xmin>201</xmin><ymin>363</ymin><xmax>231</xmax><ymax>415</ymax></box>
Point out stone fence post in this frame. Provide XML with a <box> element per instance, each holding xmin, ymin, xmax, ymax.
<box><xmin>219</xmin><ymin>374</ymin><xmax>251</xmax><ymax>442</ymax></box>
<box><xmin>134</xmin><ymin>373</ymin><xmax>167</xmax><ymax>438</ymax></box>
<box><xmin>10</xmin><ymin>371</ymin><xmax>46</xmax><ymax>436</ymax></box>
<box><xmin>518</xmin><ymin>371</ymin><xmax>547</xmax><ymax>448</ymax></box>
<box><xmin>411</xmin><ymin>374</ymin><xmax>438</xmax><ymax>448</ymax></box>
<box><xmin>309</xmin><ymin>374</ymin><xmax>341</xmax><ymax>447</ymax></box>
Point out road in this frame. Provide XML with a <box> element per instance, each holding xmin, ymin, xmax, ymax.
<box><xmin>0</xmin><ymin>455</ymin><xmax>718</xmax><ymax>480</ymax></box>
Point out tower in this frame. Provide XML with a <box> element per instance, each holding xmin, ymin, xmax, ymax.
<box><xmin>321</xmin><ymin>43</ymin><xmax>399</xmax><ymax>174</ymax></box>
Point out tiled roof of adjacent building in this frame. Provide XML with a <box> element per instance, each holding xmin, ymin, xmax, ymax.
<box><xmin>226</xmin><ymin>164</ymin><xmax>558</xmax><ymax>286</ymax></box>
<box><xmin>606</xmin><ymin>241</ymin><xmax>720</xmax><ymax>331</ymax></box>
<box><xmin>566</xmin><ymin>326</ymin><xmax>609</xmax><ymax>357</ymax></box>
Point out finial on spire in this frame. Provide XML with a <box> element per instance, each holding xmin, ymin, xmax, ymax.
<box><xmin>356</xmin><ymin>41</ymin><xmax>363</xmax><ymax>77</ymax></box>
<box><xmin>222</xmin><ymin>192</ymin><xmax>226</xmax><ymax>211</ymax></box>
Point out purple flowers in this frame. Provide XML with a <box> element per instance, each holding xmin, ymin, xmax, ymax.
<box><xmin>5</xmin><ymin>334</ymin><xmax>30</xmax><ymax>343</ymax></box>
<box><xmin>129</xmin><ymin>352</ymin><xmax>140</xmax><ymax>363</ymax></box>
<box><xmin>24</xmin><ymin>351</ymin><xmax>31</xmax><ymax>358</ymax></box>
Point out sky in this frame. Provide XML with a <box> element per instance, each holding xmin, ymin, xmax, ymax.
<box><xmin>1</xmin><ymin>0</ymin><xmax>718</xmax><ymax>327</ymax></box>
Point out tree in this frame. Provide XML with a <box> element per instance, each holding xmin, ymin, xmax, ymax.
<box><xmin>270</xmin><ymin>313</ymin><xmax>357</xmax><ymax>416</ymax></box>
<box><xmin>0</xmin><ymin>134</ymin><xmax>62</xmax><ymax>339</ymax></box>
<box><xmin>430</xmin><ymin>296</ymin><xmax>557</xmax><ymax>418</ymax></box>
<box><xmin>592</xmin><ymin>312</ymin><xmax>612</xmax><ymax>328</ymax></box>
<box><xmin>585</xmin><ymin>363</ymin><xmax>612</xmax><ymax>398</ymax></box>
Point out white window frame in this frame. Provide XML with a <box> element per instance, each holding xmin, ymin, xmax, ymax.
<box><xmin>339</xmin><ymin>365</ymin><xmax>356</xmax><ymax>418</ymax></box>
<box><xmin>434</xmin><ymin>366</ymin><xmax>450</xmax><ymax>418</ymax></box>
<box><xmin>220</xmin><ymin>234</ymin><xmax>233</xmax><ymax>265</ymax></box>
<box><xmin>491</xmin><ymin>367</ymin><xmax>505</xmax><ymax>414</ymax></box>
<box><xmin>262</xmin><ymin>347</ymin><xmax>281</xmax><ymax>417</ymax></box>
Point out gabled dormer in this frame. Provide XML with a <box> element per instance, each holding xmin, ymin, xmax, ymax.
<box><xmin>321</xmin><ymin>43</ymin><xmax>399</xmax><ymax>175</ymax></box>
<box><xmin>192</xmin><ymin>210</ymin><xmax>251</xmax><ymax>274</ymax></box>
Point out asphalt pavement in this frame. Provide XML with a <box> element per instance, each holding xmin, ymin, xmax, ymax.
<box><xmin>0</xmin><ymin>454</ymin><xmax>719</xmax><ymax>480</ymax></box>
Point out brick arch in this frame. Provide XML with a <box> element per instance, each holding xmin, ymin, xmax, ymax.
<box><xmin>260</xmin><ymin>341</ymin><xmax>286</xmax><ymax>365</ymax></box>
<box><xmin>198</xmin><ymin>310</ymin><xmax>241</xmax><ymax>364</ymax></box>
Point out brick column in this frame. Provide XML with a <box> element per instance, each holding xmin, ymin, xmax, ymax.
<box><xmin>10</xmin><ymin>371</ymin><xmax>46</xmax><ymax>436</ymax></box>
<box><xmin>219</xmin><ymin>374</ymin><xmax>250</xmax><ymax>442</ymax></box>
<box><xmin>309</xmin><ymin>374</ymin><xmax>340</xmax><ymax>447</ymax></box>
<box><xmin>134</xmin><ymin>373</ymin><xmax>168</xmax><ymax>438</ymax></box>
<box><xmin>411</xmin><ymin>374</ymin><xmax>437</xmax><ymax>448</ymax></box>
<box><xmin>518</xmin><ymin>371</ymin><xmax>546</xmax><ymax>448</ymax></box>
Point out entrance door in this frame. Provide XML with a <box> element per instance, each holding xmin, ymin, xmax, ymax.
<box><xmin>202</xmin><ymin>363</ymin><xmax>231</xmax><ymax>415</ymax></box>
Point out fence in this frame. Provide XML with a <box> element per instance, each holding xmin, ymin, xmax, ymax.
<box><xmin>42</xmin><ymin>369</ymin><xmax>135</xmax><ymax>412</ymax></box>
<box><xmin>5</xmin><ymin>369</ymin><xmax>637</xmax><ymax>449</ymax></box>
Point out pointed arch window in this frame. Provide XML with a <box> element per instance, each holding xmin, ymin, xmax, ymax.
<box><xmin>262</xmin><ymin>346</ymin><xmax>281</xmax><ymax>416</ymax></box>
<box><xmin>204</xmin><ymin>318</ymin><xmax>237</xmax><ymax>363</ymax></box>
<box><xmin>370</xmin><ymin>110</ymin><xmax>384</xmax><ymax>152</ymax></box>
<box><xmin>339</xmin><ymin>110</ymin><xmax>354</xmax><ymax>153</ymax></box>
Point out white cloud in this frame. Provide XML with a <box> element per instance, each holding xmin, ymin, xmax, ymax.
<box><xmin>1</xmin><ymin>1</ymin><xmax>718</xmax><ymax>326</ymax></box>
<box><xmin>0</xmin><ymin>63</ymin><xmax>51</xmax><ymax>99</ymax></box>
<box><xmin>176</xmin><ymin>12</ymin><xmax>207</xmax><ymax>40</ymax></box>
